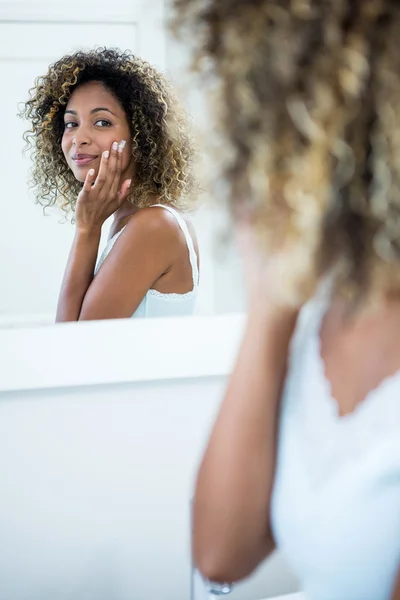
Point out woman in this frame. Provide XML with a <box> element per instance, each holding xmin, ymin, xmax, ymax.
<box><xmin>22</xmin><ymin>47</ymin><xmax>199</xmax><ymax>321</ymax></box>
<box><xmin>173</xmin><ymin>1</ymin><xmax>400</xmax><ymax>599</ymax></box>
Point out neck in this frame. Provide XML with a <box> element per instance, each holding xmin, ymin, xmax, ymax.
<box><xmin>113</xmin><ymin>200</ymin><xmax>139</xmax><ymax>223</ymax></box>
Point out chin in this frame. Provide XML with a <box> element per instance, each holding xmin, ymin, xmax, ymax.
<box><xmin>73</xmin><ymin>166</ymin><xmax>93</xmax><ymax>183</ymax></box>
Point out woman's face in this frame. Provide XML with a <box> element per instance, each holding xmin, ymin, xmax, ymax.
<box><xmin>61</xmin><ymin>80</ymin><xmax>134</xmax><ymax>183</ymax></box>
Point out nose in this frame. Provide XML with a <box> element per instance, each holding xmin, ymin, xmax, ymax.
<box><xmin>72</xmin><ymin>124</ymin><xmax>91</xmax><ymax>148</ymax></box>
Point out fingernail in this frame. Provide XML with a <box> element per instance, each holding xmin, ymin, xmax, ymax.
<box><xmin>118</xmin><ymin>140</ymin><xmax>126</xmax><ymax>153</ymax></box>
<box><xmin>103</xmin><ymin>150</ymin><xmax>109</xmax><ymax>158</ymax></box>
<box><xmin>127</xmin><ymin>179</ymin><xmax>132</xmax><ymax>187</ymax></box>
<box><xmin>89</xmin><ymin>169</ymin><xmax>95</xmax><ymax>176</ymax></box>
<box><xmin>112</xmin><ymin>142</ymin><xmax>118</xmax><ymax>150</ymax></box>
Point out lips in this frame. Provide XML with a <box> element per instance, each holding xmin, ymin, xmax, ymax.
<box><xmin>72</xmin><ymin>154</ymin><xmax>98</xmax><ymax>166</ymax></box>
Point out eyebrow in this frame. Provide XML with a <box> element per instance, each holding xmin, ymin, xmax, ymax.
<box><xmin>64</xmin><ymin>107</ymin><xmax>116</xmax><ymax>117</ymax></box>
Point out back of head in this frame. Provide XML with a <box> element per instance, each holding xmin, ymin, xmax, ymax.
<box><xmin>174</xmin><ymin>0</ymin><xmax>400</xmax><ymax>305</ymax></box>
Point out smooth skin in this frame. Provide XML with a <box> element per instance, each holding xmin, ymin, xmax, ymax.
<box><xmin>56</xmin><ymin>81</ymin><xmax>198</xmax><ymax>322</ymax></box>
<box><xmin>192</xmin><ymin>223</ymin><xmax>400</xmax><ymax>600</ymax></box>
<box><xmin>394</xmin><ymin>571</ymin><xmax>400</xmax><ymax>600</ymax></box>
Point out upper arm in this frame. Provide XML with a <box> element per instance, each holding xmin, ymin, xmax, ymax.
<box><xmin>78</xmin><ymin>209</ymin><xmax>176</xmax><ymax>320</ymax></box>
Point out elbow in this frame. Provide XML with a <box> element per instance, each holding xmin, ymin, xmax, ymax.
<box><xmin>193</xmin><ymin>531</ymin><xmax>275</xmax><ymax>584</ymax></box>
<box><xmin>195</xmin><ymin>558</ymin><xmax>246</xmax><ymax>585</ymax></box>
<box><xmin>194</xmin><ymin>548</ymin><xmax>263</xmax><ymax>585</ymax></box>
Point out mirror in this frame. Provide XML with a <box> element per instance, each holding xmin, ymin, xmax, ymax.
<box><xmin>0</xmin><ymin>0</ymin><xmax>245</xmax><ymax>328</ymax></box>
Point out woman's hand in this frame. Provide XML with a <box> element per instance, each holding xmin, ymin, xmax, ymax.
<box><xmin>235</xmin><ymin>204</ymin><xmax>308</xmax><ymax>318</ymax></box>
<box><xmin>235</xmin><ymin>219</ymin><xmax>297</xmax><ymax>320</ymax></box>
<box><xmin>75</xmin><ymin>140</ymin><xmax>132</xmax><ymax>232</ymax></box>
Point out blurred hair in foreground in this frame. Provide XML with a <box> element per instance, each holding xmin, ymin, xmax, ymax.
<box><xmin>172</xmin><ymin>0</ymin><xmax>400</xmax><ymax>307</ymax></box>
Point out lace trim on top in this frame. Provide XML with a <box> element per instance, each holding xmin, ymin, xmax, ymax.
<box><xmin>289</xmin><ymin>281</ymin><xmax>400</xmax><ymax>433</ymax></box>
<box><xmin>307</xmin><ymin>280</ymin><xmax>400</xmax><ymax>427</ymax></box>
<box><xmin>94</xmin><ymin>204</ymin><xmax>199</xmax><ymax>299</ymax></box>
<box><xmin>281</xmin><ymin>278</ymin><xmax>400</xmax><ymax>487</ymax></box>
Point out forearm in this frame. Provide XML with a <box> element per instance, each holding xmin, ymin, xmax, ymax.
<box><xmin>55</xmin><ymin>228</ymin><xmax>101</xmax><ymax>322</ymax></box>
<box><xmin>193</xmin><ymin>304</ymin><xmax>297</xmax><ymax>583</ymax></box>
<box><xmin>392</xmin><ymin>568</ymin><xmax>400</xmax><ymax>600</ymax></box>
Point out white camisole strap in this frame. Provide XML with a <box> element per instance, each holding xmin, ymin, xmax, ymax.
<box><xmin>151</xmin><ymin>204</ymin><xmax>199</xmax><ymax>287</ymax></box>
<box><xmin>95</xmin><ymin>204</ymin><xmax>199</xmax><ymax>292</ymax></box>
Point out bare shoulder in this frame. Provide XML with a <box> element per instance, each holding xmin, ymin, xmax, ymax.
<box><xmin>118</xmin><ymin>206</ymin><xmax>199</xmax><ymax>272</ymax></box>
<box><xmin>123</xmin><ymin>206</ymin><xmax>198</xmax><ymax>248</ymax></box>
<box><xmin>124</xmin><ymin>206</ymin><xmax>179</xmax><ymax>236</ymax></box>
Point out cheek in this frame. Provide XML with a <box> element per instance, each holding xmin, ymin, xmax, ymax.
<box><xmin>96</xmin><ymin>134</ymin><xmax>114</xmax><ymax>153</ymax></box>
<box><xmin>97</xmin><ymin>135</ymin><xmax>123</xmax><ymax>160</ymax></box>
<box><xmin>123</xmin><ymin>142</ymin><xmax>134</xmax><ymax>167</ymax></box>
<box><xmin>61</xmin><ymin>135</ymin><xmax>69</xmax><ymax>160</ymax></box>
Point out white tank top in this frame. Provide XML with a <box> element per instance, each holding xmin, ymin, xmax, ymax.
<box><xmin>94</xmin><ymin>204</ymin><xmax>199</xmax><ymax>318</ymax></box>
<box><xmin>271</xmin><ymin>282</ymin><xmax>400</xmax><ymax>600</ymax></box>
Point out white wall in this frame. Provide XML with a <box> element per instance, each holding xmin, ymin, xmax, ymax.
<box><xmin>0</xmin><ymin>316</ymin><xmax>300</xmax><ymax>600</ymax></box>
<box><xmin>164</xmin><ymin>0</ymin><xmax>247</xmax><ymax>315</ymax></box>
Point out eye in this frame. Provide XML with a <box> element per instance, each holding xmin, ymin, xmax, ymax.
<box><xmin>64</xmin><ymin>122</ymin><xmax>77</xmax><ymax>130</ymax></box>
<box><xmin>95</xmin><ymin>119</ymin><xmax>112</xmax><ymax>127</ymax></box>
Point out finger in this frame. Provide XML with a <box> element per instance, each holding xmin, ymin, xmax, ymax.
<box><xmin>81</xmin><ymin>168</ymin><xmax>96</xmax><ymax>195</ymax></box>
<box><xmin>92</xmin><ymin>150</ymin><xmax>110</xmax><ymax>190</ymax></box>
<box><xmin>100</xmin><ymin>140</ymin><xmax>119</xmax><ymax>194</ymax></box>
<box><xmin>117</xmin><ymin>178</ymin><xmax>132</xmax><ymax>203</ymax></box>
<box><xmin>109</xmin><ymin>140</ymin><xmax>126</xmax><ymax>199</ymax></box>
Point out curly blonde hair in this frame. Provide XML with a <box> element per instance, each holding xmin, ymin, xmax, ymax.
<box><xmin>173</xmin><ymin>0</ymin><xmax>400</xmax><ymax>305</ymax></box>
<box><xmin>21</xmin><ymin>47</ymin><xmax>196</xmax><ymax>215</ymax></box>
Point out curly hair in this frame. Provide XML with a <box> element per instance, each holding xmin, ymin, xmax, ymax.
<box><xmin>172</xmin><ymin>0</ymin><xmax>400</xmax><ymax>305</ymax></box>
<box><xmin>21</xmin><ymin>47</ymin><xmax>196</xmax><ymax>215</ymax></box>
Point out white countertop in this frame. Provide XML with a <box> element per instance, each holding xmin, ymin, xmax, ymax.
<box><xmin>0</xmin><ymin>314</ymin><xmax>245</xmax><ymax>392</ymax></box>
<box><xmin>264</xmin><ymin>594</ymin><xmax>306</xmax><ymax>600</ymax></box>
